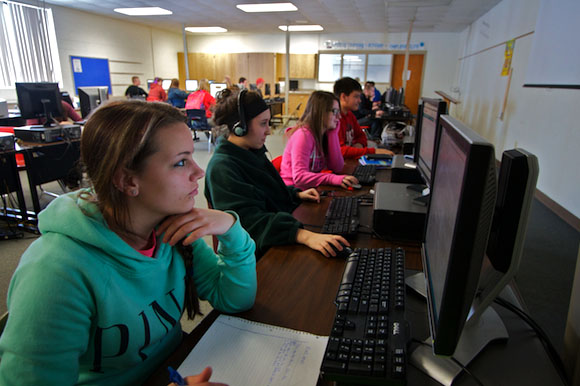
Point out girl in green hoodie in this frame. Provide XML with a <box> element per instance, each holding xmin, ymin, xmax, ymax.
<box><xmin>0</xmin><ymin>101</ymin><xmax>256</xmax><ymax>385</ymax></box>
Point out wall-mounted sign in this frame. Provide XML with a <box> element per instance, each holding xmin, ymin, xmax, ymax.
<box><xmin>323</xmin><ymin>41</ymin><xmax>425</xmax><ymax>50</ymax></box>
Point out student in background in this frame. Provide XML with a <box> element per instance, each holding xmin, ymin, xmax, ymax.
<box><xmin>206</xmin><ymin>89</ymin><xmax>350</xmax><ymax>259</ymax></box>
<box><xmin>238</xmin><ymin>77</ymin><xmax>248</xmax><ymax>89</ymax></box>
<box><xmin>333</xmin><ymin>77</ymin><xmax>393</xmax><ymax>158</ymax></box>
<box><xmin>280</xmin><ymin>91</ymin><xmax>358</xmax><ymax>190</ymax></box>
<box><xmin>167</xmin><ymin>78</ymin><xmax>190</xmax><ymax>108</ymax></box>
<box><xmin>0</xmin><ymin>101</ymin><xmax>256</xmax><ymax>385</ymax></box>
<box><xmin>125</xmin><ymin>76</ymin><xmax>148</xmax><ymax>99</ymax></box>
<box><xmin>255</xmin><ymin>77</ymin><xmax>265</xmax><ymax>97</ymax></box>
<box><xmin>185</xmin><ymin>79</ymin><xmax>216</xmax><ymax>119</ymax></box>
<box><xmin>146</xmin><ymin>77</ymin><xmax>167</xmax><ymax>102</ymax></box>
<box><xmin>356</xmin><ymin>81</ymin><xmax>384</xmax><ymax>141</ymax></box>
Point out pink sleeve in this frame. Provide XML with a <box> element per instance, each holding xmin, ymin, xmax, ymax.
<box><xmin>325</xmin><ymin>122</ymin><xmax>345</xmax><ymax>172</ymax></box>
<box><xmin>288</xmin><ymin>129</ymin><xmax>345</xmax><ymax>189</ymax></box>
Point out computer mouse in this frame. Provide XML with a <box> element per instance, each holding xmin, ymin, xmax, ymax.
<box><xmin>352</xmin><ymin>183</ymin><xmax>362</xmax><ymax>190</ymax></box>
<box><xmin>330</xmin><ymin>242</ymin><xmax>353</xmax><ymax>258</ymax></box>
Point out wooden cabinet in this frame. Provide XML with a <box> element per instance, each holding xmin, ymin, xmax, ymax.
<box><xmin>285</xmin><ymin>92</ymin><xmax>312</xmax><ymax>118</ymax></box>
<box><xmin>276</xmin><ymin>54</ymin><xmax>317</xmax><ymax>79</ymax></box>
<box><xmin>178</xmin><ymin>52</ymin><xmax>276</xmax><ymax>91</ymax></box>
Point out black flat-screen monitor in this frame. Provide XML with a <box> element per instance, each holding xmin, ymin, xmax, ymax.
<box><xmin>275</xmin><ymin>83</ymin><xmax>281</xmax><ymax>95</ymax></box>
<box><xmin>289</xmin><ymin>80</ymin><xmax>299</xmax><ymax>91</ymax></box>
<box><xmin>422</xmin><ymin>115</ymin><xmax>497</xmax><ymax>355</ymax></box>
<box><xmin>78</xmin><ymin>86</ymin><xmax>109</xmax><ymax>118</ymax></box>
<box><xmin>16</xmin><ymin>82</ymin><xmax>63</xmax><ymax>127</ymax></box>
<box><xmin>264</xmin><ymin>83</ymin><xmax>271</xmax><ymax>96</ymax></box>
<box><xmin>413</xmin><ymin>141</ymin><xmax>539</xmax><ymax>384</ymax></box>
<box><xmin>416</xmin><ymin>98</ymin><xmax>447</xmax><ymax>188</ymax></box>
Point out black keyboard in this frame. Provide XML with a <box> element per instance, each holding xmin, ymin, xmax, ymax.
<box><xmin>322</xmin><ymin>196</ymin><xmax>360</xmax><ymax>236</ymax></box>
<box><xmin>320</xmin><ymin>247</ymin><xmax>408</xmax><ymax>385</ymax></box>
<box><xmin>353</xmin><ymin>165</ymin><xmax>377</xmax><ymax>185</ymax></box>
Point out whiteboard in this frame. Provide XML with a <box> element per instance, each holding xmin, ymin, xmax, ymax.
<box><xmin>524</xmin><ymin>0</ymin><xmax>580</xmax><ymax>88</ymax></box>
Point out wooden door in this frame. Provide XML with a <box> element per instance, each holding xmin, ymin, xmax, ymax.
<box><xmin>391</xmin><ymin>54</ymin><xmax>424</xmax><ymax>116</ymax></box>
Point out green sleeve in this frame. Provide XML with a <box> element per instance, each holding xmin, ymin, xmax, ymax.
<box><xmin>0</xmin><ymin>237</ymin><xmax>94</xmax><ymax>385</ymax></box>
<box><xmin>190</xmin><ymin>212</ymin><xmax>257</xmax><ymax>313</ymax></box>
<box><xmin>205</xmin><ymin>162</ymin><xmax>302</xmax><ymax>255</ymax></box>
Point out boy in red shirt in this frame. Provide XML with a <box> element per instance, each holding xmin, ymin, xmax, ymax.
<box><xmin>333</xmin><ymin>77</ymin><xmax>393</xmax><ymax>159</ymax></box>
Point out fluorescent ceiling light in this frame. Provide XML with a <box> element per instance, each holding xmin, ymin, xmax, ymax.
<box><xmin>278</xmin><ymin>25</ymin><xmax>324</xmax><ymax>32</ymax></box>
<box><xmin>237</xmin><ymin>3</ymin><xmax>298</xmax><ymax>13</ymax></box>
<box><xmin>185</xmin><ymin>26</ymin><xmax>228</xmax><ymax>33</ymax></box>
<box><xmin>114</xmin><ymin>7</ymin><xmax>172</xmax><ymax>16</ymax></box>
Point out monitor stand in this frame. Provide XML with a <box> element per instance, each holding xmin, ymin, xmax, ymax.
<box><xmin>406</xmin><ymin>273</ymin><xmax>510</xmax><ymax>386</ymax></box>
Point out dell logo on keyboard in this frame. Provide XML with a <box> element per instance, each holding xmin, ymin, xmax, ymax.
<box><xmin>392</xmin><ymin>322</ymin><xmax>400</xmax><ymax>336</ymax></box>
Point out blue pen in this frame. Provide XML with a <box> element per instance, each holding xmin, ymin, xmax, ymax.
<box><xmin>168</xmin><ymin>366</ymin><xmax>186</xmax><ymax>386</ymax></box>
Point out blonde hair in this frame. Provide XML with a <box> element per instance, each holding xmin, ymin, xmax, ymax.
<box><xmin>198</xmin><ymin>79</ymin><xmax>210</xmax><ymax>92</ymax></box>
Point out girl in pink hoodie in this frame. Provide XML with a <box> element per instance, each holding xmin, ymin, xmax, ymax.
<box><xmin>280</xmin><ymin>91</ymin><xmax>359</xmax><ymax>190</ymax></box>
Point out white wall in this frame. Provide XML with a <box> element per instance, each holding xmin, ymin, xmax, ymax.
<box><xmin>0</xmin><ymin>5</ymin><xmax>183</xmax><ymax>102</ymax></box>
<box><xmin>454</xmin><ymin>0</ymin><xmax>580</xmax><ymax>218</ymax></box>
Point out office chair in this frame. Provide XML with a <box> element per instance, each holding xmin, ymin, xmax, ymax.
<box><xmin>186</xmin><ymin>109</ymin><xmax>212</xmax><ymax>148</ymax></box>
<box><xmin>0</xmin><ymin>311</ymin><xmax>8</xmax><ymax>337</ymax></box>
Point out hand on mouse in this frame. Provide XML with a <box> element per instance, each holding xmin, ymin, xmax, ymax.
<box><xmin>295</xmin><ymin>230</ymin><xmax>350</xmax><ymax>258</ymax></box>
<box><xmin>341</xmin><ymin>175</ymin><xmax>359</xmax><ymax>189</ymax></box>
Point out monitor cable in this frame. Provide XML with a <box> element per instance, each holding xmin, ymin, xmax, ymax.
<box><xmin>494</xmin><ymin>296</ymin><xmax>569</xmax><ymax>386</ymax></box>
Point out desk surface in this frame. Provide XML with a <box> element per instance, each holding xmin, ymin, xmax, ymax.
<box><xmin>145</xmin><ymin>160</ymin><xmax>563</xmax><ymax>386</ymax></box>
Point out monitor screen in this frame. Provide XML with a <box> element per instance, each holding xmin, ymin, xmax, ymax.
<box><xmin>15</xmin><ymin>82</ymin><xmax>63</xmax><ymax>126</ymax></box>
<box><xmin>147</xmin><ymin>79</ymin><xmax>154</xmax><ymax>90</ymax></box>
<box><xmin>209</xmin><ymin>83</ymin><xmax>227</xmax><ymax>98</ymax></box>
<box><xmin>289</xmin><ymin>80</ymin><xmax>299</xmax><ymax>91</ymax></box>
<box><xmin>185</xmin><ymin>79</ymin><xmax>198</xmax><ymax>91</ymax></box>
<box><xmin>264</xmin><ymin>83</ymin><xmax>271</xmax><ymax>96</ymax></box>
<box><xmin>162</xmin><ymin>79</ymin><xmax>172</xmax><ymax>90</ymax></box>
<box><xmin>416</xmin><ymin>98</ymin><xmax>447</xmax><ymax>187</ymax></box>
<box><xmin>422</xmin><ymin>115</ymin><xmax>496</xmax><ymax>355</ymax></box>
<box><xmin>275</xmin><ymin>83</ymin><xmax>281</xmax><ymax>95</ymax></box>
<box><xmin>78</xmin><ymin>86</ymin><xmax>109</xmax><ymax>118</ymax></box>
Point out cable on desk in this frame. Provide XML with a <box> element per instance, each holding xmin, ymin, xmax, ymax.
<box><xmin>410</xmin><ymin>338</ymin><xmax>486</xmax><ymax>386</ymax></box>
<box><xmin>494</xmin><ymin>297</ymin><xmax>569</xmax><ymax>386</ymax></box>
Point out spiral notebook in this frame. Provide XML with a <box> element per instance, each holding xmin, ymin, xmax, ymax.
<box><xmin>177</xmin><ymin>315</ymin><xmax>328</xmax><ymax>386</ymax></box>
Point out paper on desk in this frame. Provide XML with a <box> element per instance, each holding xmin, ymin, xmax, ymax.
<box><xmin>177</xmin><ymin>315</ymin><xmax>328</xmax><ymax>386</ymax></box>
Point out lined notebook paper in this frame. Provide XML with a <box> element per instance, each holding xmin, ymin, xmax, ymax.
<box><xmin>177</xmin><ymin>315</ymin><xmax>328</xmax><ymax>386</ymax></box>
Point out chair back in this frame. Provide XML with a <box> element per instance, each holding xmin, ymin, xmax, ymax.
<box><xmin>272</xmin><ymin>155</ymin><xmax>282</xmax><ymax>173</ymax></box>
<box><xmin>186</xmin><ymin>109</ymin><xmax>209</xmax><ymax>131</ymax></box>
<box><xmin>0</xmin><ymin>311</ymin><xmax>8</xmax><ymax>337</ymax></box>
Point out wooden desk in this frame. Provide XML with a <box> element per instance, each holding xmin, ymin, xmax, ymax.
<box><xmin>145</xmin><ymin>160</ymin><xmax>563</xmax><ymax>386</ymax></box>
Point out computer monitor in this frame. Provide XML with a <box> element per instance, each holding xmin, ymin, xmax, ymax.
<box><xmin>162</xmin><ymin>79</ymin><xmax>172</xmax><ymax>90</ymax></box>
<box><xmin>249</xmin><ymin>83</ymin><xmax>257</xmax><ymax>91</ymax></box>
<box><xmin>289</xmin><ymin>80</ymin><xmax>299</xmax><ymax>91</ymax></box>
<box><xmin>264</xmin><ymin>83</ymin><xmax>271</xmax><ymax>96</ymax></box>
<box><xmin>275</xmin><ymin>83</ymin><xmax>281</xmax><ymax>95</ymax></box>
<box><xmin>416</xmin><ymin>98</ymin><xmax>447</xmax><ymax>188</ymax></box>
<box><xmin>422</xmin><ymin>115</ymin><xmax>497</xmax><ymax>354</ymax></box>
<box><xmin>147</xmin><ymin>79</ymin><xmax>154</xmax><ymax>90</ymax></box>
<box><xmin>209</xmin><ymin>83</ymin><xmax>227</xmax><ymax>98</ymax></box>
<box><xmin>185</xmin><ymin>79</ymin><xmax>198</xmax><ymax>91</ymax></box>
<box><xmin>15</xmin><ymin>82</ymin><xmax>63</xmax><ymax>127</ymax></box>
<box><xmin>412</xmin><ymin>139</ymin><xmax>539</xmax><ymax>385</ymax></box>
<box><xmin>78</xmin><ymin>86</ymin><xmax>109</xmax><ymax>118</ymax></box>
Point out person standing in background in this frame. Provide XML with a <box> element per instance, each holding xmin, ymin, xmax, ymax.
<box><xmin>124</xmin><ymin>76</ymin><xmax>148</xmax><ymax>99</ymax></box>
<box><xmin>146</xmin><ymin>77</ymin><xmax>167</xmax><ymax>102</ymax></box>
<box><xmin>238</xmin><ymin>77</ymin><xmax>248</xmax><ymax>90</ymax></box>
<box><xmin>167</xmin><ymin>79</ymin><xmax>190</xmax><ymax>108</ymax></box>
<box><xmin>185</xmin><ymin>79</ymin><xmax>216</xmax><ymax>119</ymax></box>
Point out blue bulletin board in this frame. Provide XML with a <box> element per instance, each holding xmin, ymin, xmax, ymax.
<box><xmin>70</xmin><ymin>56</ymin><xmax>112</xmax><ymax>95</ymax></box>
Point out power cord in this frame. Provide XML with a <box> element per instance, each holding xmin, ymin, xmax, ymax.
<box><xmin>493</xmin><ymin>296</ymin><xmax>569</xmax><ymax>386</ymax></box>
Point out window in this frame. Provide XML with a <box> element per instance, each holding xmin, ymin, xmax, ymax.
<box><xmin>318</xmin><ymin>52</ymin><xmax>393</xmax><ymax>84</ymax></box>
<box><xmin>0</xmin><ymin>1</ymin><xmax>62</xmax><ymax>88</ymax></box>
<box><xmin>317</xmin><ymin>54</ymin><xmax>341</xmax><ymax>82</ymax></box>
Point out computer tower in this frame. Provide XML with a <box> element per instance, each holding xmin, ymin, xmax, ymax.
<box><xmin>0</xmin><ymin>132</ymin><xmax>15</xmax><ymax>151</ymax></box>
<box><xmin>13</xmin><ymin>126</ymin><xmax>63</xmax><ymax>143</ymax></box>
<box><xmin>373</xmin><ymin>182</ymin><xmax>427</xmax><ymax>241</ymax></box>
<box><xmin>390</xmin><ymin>155</ymin><xmax>424</xmax><ymax>185</ymax></box>
<box><xmin>60</xmin><ymin>124</ymin><xmax>81</xmax><ymax>139</ymax></box>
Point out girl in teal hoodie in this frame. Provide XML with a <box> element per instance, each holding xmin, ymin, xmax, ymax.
<box><xmin>0</xmin><ymin>101</ymin><xmax>256</xmax><ymax>385</ymax></box>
